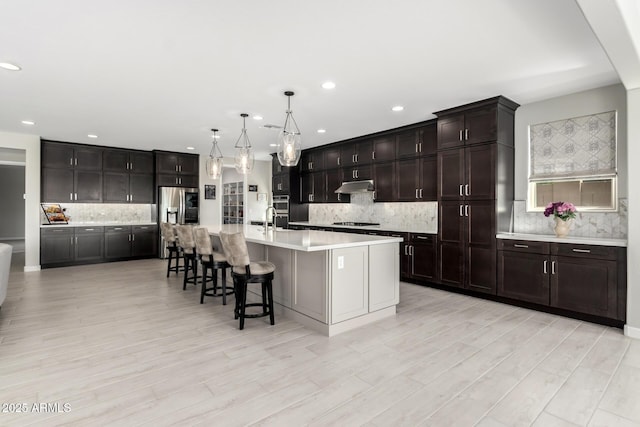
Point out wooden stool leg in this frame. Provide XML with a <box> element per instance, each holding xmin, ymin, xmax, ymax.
<box><xmin>239</xmin><ymin>279</ymin><xmax>248</xmax><ymax>330</ymax></box>
<box><xmin>166</xmin><ymin>249</ymin><xmax>172</xmax><ymax>277</ymax></box>
<box><xmin>233</xmin><ymin>276</ymin><xmax>240</xmax><ymax>319</ymax></box>
<box><xmin>200</xmin><ymin>264</ymin><xmax>208</xmax><ymax>304</ymax></box>
<box><xmin>261</xmin><ymin>282</ymin><xmax>268</xmax><ymax>315</ymax></box>
<box><xmin>267</xmin><ymin>280</ymin><xmax>275</xmax><ymax>325</ymax></box>
<box><xmin>182</xmin><ymin>255</ymin><xmax>190</xmax><ymax>290</ymax></box>
<box><xmin>221</xmin><ymin>268</ymin><xmax>228</xmax><ymax>306</ymax></box>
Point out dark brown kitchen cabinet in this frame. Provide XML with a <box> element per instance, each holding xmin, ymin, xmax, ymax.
<box><xmin>74</xmin><ymin>227</ymin><xmax>105</xmax><ymax>262</ymax></box>
<box><xmin>325</xmin><ymin>169</ymin><xmax>349</xmax><ymax>203</ymax></box>
<box><xmin>103</xmin><ymin>149</ymin><xmax>153</xmax><ymax>174</ymax></box>
<box><xmin>155</xmin><ymin>152</ymin><xmax>198</xmax><ymax>175</ymax></box>
<box><xmin>438</xmin><ymin>144</ymin><xmax>496</xmax><ymax>201</ymax></box>
<box><xmin>272</xmin><ymin>174</ymin><xmax>290</xmax><ymax>195</ymax></box>
<box><xmin>340</xmin><ymin>140</ymin><xmax>373</xmax><ymax>167</ymax></box>
<box><xmin>396</xmin><ymin>122</ymin><xmax>437</xmax><ymax>159</ymax></box>
<box><xmin>436</xmin><ymin>106</ymin><xmax>498</xmax><ymax>150</ymax></box>
<box><xmin>372</xmin><ymin>162</ymin><xmax>395</xmax><ymax>202</ymax></box>
<box><xmin>396</xmin><ymin>156</ymin><xmax>436</xmax><ymax>201</ymax></box>
<box><xmin>497</xmin><ymin>239</ymin><xmax>625</xmax><ymax>321</ymax></box>
<box><xmin>408</xmin><ymin>234</ymin><xmax>437</xmax><ymax>281</ymax></box>
<box><xmin>344</xmin><ymin>165</ymin><xmax>372</xmax><ymax>182</ymax></box>
<box><xmin>103</xmin><ymin>172</ymin><xmax>153</xmax><ymax>203</ymax></box>
<box><xmin>41</xmin><ymin>226</ymin><xmax>104</xmax><ymax>267</ymax></box>
<box><xmin>323</xmin><ymin>147</ymin><xmax>341</xmax><ymax>169</ymax></box>
<box><xmin>301</xmin><ymin>172</ymin><xmax>324</xmax><ymax>203</ymax></box>
<box><xmin>42</xmin><ymin>168</ymin><xmax>103</xmax><ymax>202</ymax></box>
<box><xmin>372</xmin><ymin>136</ymin><xmax>396</xmax><ymax>163</ymax></box>
<box><xmin>156</xmin><ymin>173</ymin><xmax>198</xmax><ymax>188</ymax></box>
<box><xmin>42</xmin><ymin>141</ymin><xmax>103</xmax><ymax>170</ymax></box>
<box><xmin>301</xmin><ymin>150</ymin><xmax>325</xmax><ymax>172</ymax></box>
<box><xmin>104</xmin><ymin>225</ymin><xmax>157</xmax><ymax>260</ymax></box>
<box><xmin>438</xmin><ymin>200</ymin><xmax>496</xmax><ymax>293</ymax></box>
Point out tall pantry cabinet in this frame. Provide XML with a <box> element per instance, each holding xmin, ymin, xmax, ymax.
<box><xmin>435</xmin><ymin>96</ymin><xmax>519</xmax><ymax>294</ymax></box>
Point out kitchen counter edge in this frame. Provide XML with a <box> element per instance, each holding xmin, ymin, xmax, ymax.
<box><xmin>496</xmin><ymin>232</ymin><xmax>627</xmax><ymax>247</ymax></box>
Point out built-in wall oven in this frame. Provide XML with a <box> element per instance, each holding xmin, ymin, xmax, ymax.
<box><xmin>273</xmin><ymin>195</ymin><xmax>290</xmax><ymax>228</ymax></box>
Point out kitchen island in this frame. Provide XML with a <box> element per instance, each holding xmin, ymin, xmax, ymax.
<box><xmin>204</xmin><ymin>224</ymin><xmax>402</xmax><ymax>336</ymax></box>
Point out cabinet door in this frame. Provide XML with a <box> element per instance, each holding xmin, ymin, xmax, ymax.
<box><xmin>396</xmin><ymin>159</ymin><xmax>420</xmax><ymax>201</ymax></box>
<box><xmin>550</xmin><ymin>256</ymin><xmax>617</xmax><ymax>318</ymax></box>
<box><xmin>272</xmin><ymin>154</ymin><xmax>284</xmax><ymax>175</ymax></box>
<box><xmin>340</xmin><ymin>143</ymin><xmax>356</xmax><ymax>167</ymax></box>
<box><xmin>129</xmin><ymin>174</ymin><xmax>154</xmax><ymax>203</ymax></box>
<box><xmin>438</xmin><ymin>201</ymin><xmax>464</xmax><ymax>287</ymax></box>
<box><xmin>301</xmin><ymin>150</ymin><xmax>324</xmax><ymax>172</ymax></box>
<box><xmin>40</xmin><ymin>229</ymin><xmax>74</xmax><ymax>265</ymax></box>
<box><xmin>372</xmin><ymin>136</ymin><xmax>396</xmax><ymax>162</ymax></box>
<box><xmin>131</xmin><ymin>227</ymin><xmax>157</xmax><ymax>257</ymax></box>
<box><xmin>399</xmin><ymin>242</ymin><xmax>412</xmax><ymax>280</ymax></box>
<box><xmin>498</xmin><ymin>251</ymin><xmax>549</xmax><ymax>305</ymax></box>
<box><xmin>301</xmin><ymin>174</ymin><xmax>313</xmax><ymax>203</ymax></box>
<box><xmin>466</xmin><ymin>200</ymin><xmax>496</xmax><ymax>294</ymax></box>
<box><xmin>396</xmin><ymin>130</ymin><xmax>419</xmax><ymax>159</ymax></box>
<box><xmin>74</xmin><ymin>147</ymin><xmax>103</xmax><ymax>170</ymax></box>
<box><xmin>293</xmin><ymin>251</ymin><xmax>328</xmax><ymax>322</ymax></box>
<box><xmin>437</xmin><ymin>149</ymin><xmax>464</xmax><ymax>200</ymax></box>
<box><xmin>265</xmin><ymin>246</ymin><xmax>293</xmax><ymax>308</ymax></box>
<box><xmin>272</xmin><ymin>175</ymin><xmax>284</xmax><ymax>194</ymax></box>
<box><xmin>74</xmin><ymin>230</ymin><xmax>104</xmax><ymax>262</ymax></box>
<box><xmin>179</xmin><ymin>174</ymin><xmax>198</xmax><ymax>188</ymax></box>
<box><xmin>419</xmin><ymin>156</ymin><xmax>437</xmax><ymax>201</ymax></box>
<box><xmin>42</xmin><ymin>168</ymin><xmax>74</xmax><ymax>202</ymax></box>
<box><xmin>419</xmin><ymin>123</ymin><xmax>437</xmax><ymax>156</ymax></box>
<box><xmin>156</xmin><ymin>153</ymin><xmax>179</xmax><ymax>174</ymax></box>
<box><xmin>74</xmin><ymin>170</ymin><xmax>102</xmax><ymax>202</ymax></box>
<box><xmin>354</xmin><ymin>140</ymin><xmax>373</xmax><ymax>164</ymax></box>
<box><xmin>331</xmin><ymin>246</ymin><xmax>368</xmax><ymax>323</ymax></box>
<box><xmin>311</xmin><ymin>172</ymin><xmax>325</xmax><ymax>203</ymax></box>
<box><xmin>464</xmin><ymin>106</ymin><xmax>497</xmax><ymax>145</ymax></box>
<box><xmin>42</xmin><ymin>142</ymin><xmax>74</xmax><ymax>169</ymax></box>
<box><xmin>465</xmin><ymin>144</ymin><xmax>496</xmax><ymax>200</ymax></box>
<box><xmin>156</xmin><ymin>174</ymin><xmax>179</xmax><ymax>187</ymax></box>
<box><xmin>178</xmin><ymin>154</ymin><xmax>199</xmax><ymax>175</ymax></box>
<box><xmin>130</xmin><ymin>152</ymin><xmax>154</xmax><ymax>174</ymax></box>
<box><xmin>325</xmin><ymin>169</ymin><xmax>349</xmax><ymax>203</ymax></box>
<box><xmin>437</xmin><ymin>114</ymin><xmax>465</xmax><ymax>150</ymax></box>
<box><xmin>104</xmin><ymin>229</ymin><xmax>132</xmax><ymax>259</ymax></box>
<box><xmin>103</xmin><ymin>172</ymin><xmax>129</xmax><ymax>202</ymax></box>
<box><xmin>372</xmin><ymin>162</ymin><xmax>395</xmax><ymax>202</ymax></box>
<box><xmin>411</xmin><ymin>235</ymin><xmax>437</xmax><ymax>281</ymax></box>
<box><xmin>323</xmin><ymin>147</ymin><xmax>341</xmax><ymax>169</ymax></box>
<box><xmin>369</xmin><ymin>243</ymin><xmax>400</xmax><ymax>311</ymax></box>
<box><xmin>345</xmin><ymin>165</ymin><xmax>372</xmax><ymax>181</ymax></box>
<box><xmin>103</xmin><ymin>149</ymin><xmax>129</xmax><ymax>172</ymax></box>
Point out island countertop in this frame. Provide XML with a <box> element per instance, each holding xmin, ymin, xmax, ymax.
<box><xmin>201</xmin><ymin>224</ymin><xmax>403</xmax><ymax>252</ymax></box>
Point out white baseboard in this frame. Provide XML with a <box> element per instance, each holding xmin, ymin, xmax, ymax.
<box><xmin>624</xmin><ymin>324</ymin><xmax>640</xmax><ymax>340</ymax></box>
<box><xmin>24</xmin><ymin>265</ymin><xmax>41</xmax><ymax>272</ymax></box>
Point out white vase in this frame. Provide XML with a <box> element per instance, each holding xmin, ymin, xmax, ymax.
<box><xmin>554</xmin><ymin>217</ymin><xmax>572</xmax><ymax>238</ymax></box>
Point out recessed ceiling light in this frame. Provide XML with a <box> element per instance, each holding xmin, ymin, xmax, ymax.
<box><xmin>0</xmin><ymin>62</ymin><xmax>21</xmax><ymax>71</ymax></box>
<box><xmin>392</xmin><ymin>105</ymin><xmax>404</xmax><ymax>112</ymax></box>
<box><xmin>186</xmin><ymin>146</ymin><xmax>195</xmax><ymax>150</ymax></box>
<box><xmin>253</xmin><ymin>115</ymin><xmax>263</xmax><ymax>121</ymax></box>
<box><xmin>322</xmin><ymin>81</ymin><xmax>336</xmax><ymax>90</ymax></box>
<box><xmin>317</xmin><ymin>129</ymin><xmax>326</xmax><ymax>133</ymax></box>
<box><xmin>87</xmin><ymin>134</ymin><xmax>98</xmax><ymax>138</ymax></box>
<box><xmin>21</xmin><ymin>120</ymin><xmax>35</xmax><ymax>125</ymax></box>
<box><xmin>269</xmin><ymin>143</ymin><xmax>278</xmax><ymax>147</ymax></box>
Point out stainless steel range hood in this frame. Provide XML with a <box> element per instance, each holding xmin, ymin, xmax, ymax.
<box><xmin>335</xmin><ymin>180</ymin><xmax>375</xmax><ymax>194</ymax></box>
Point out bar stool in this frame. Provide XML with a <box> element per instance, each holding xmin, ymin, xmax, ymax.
<box><xmin>175</xmin><ymin>225</ymin><xmax>199</xmax><ymax>290</ymax></box>
<box><xmin>160</xmin><ymin>222</ymin><xmax>182</xmax><ymax>277</ymax></box>
<box><xmin>219</xmin><ymin>231</ymin><xmax>275</xmax><ymax>330</ymax></box>
<box><xmin>193</xmin><ymin>227</ymin><xmax>233</xmax><ymax>305</ymax></box>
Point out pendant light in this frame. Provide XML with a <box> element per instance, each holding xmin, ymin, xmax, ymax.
<box><xmin>205</xmin><ymin>128</ymin><xmax>224</xmax><ymax>180</ymax></box>
<box><xmin>234</xmin><ymin>113</ymin><xmax>254</xmax><ymax>175</ymax></box>
<box><xmin>277</xmin><ymin>91</ymin><xmax>302</xmax><ymax>167</ymax></box>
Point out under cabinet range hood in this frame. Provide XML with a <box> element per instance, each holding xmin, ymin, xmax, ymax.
<box><xmin>335</xmin><ymin>180</ymin><xmax>374</xmax><ymax>194</ymax></box>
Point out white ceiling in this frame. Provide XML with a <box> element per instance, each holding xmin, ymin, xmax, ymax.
<box><xmin>0</xmin><ymin>0</ymin><xmax>620</xmax><ymax>160</ymax></box>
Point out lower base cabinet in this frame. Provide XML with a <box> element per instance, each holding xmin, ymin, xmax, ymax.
<box><xmin>401</xmin><ymin>233</ymin><xmax>437</xmax><ymax>282</ymax></box>
<box><xmin>105</xmin><ymin>225</ymin><xmax>158</xmax><ymax>260</ymax></box>
<box><xmin>498</xmin><ymin>239</ymin><xmax>624</xmax><ymax>321</ymax></box>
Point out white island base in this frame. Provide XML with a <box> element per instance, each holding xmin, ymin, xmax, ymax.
<box><xmin>209</xmin><ymin>227</ymin><xmax>401</xmax><ymax>336</ymax></box>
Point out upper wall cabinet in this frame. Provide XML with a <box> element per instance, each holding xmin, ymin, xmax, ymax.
<box><xmin>42</xmin><ymin>140</ymin><xmax>103</xmax><ymax>170</ymax></box>
<box><xmin>301</xmin><ymin>150</ymin><xmax>325</xmax><ymax>172</ymax></box>
<box><xmin>103</xmin><ymin>149</ymin><xmax>153</xmax><ymax>174</ymax></box>
<box><xmin>371</xmin><ymin>135</ymin><xmax>396</xmax><ymax>163</ymax></box>
<box><xmin>396</xmin><ymin>122</ymin><xmax>437</xmax><ymax>159</ymax></box>
<box><xmin>340</xmin><ymin>140</ymin><xmax>373</xmax><ymax>167</ymax></box>
<box><xmin>155</xmin><ymin>152</ymin><xmax>199</xmax><ymax>175</ymax></box>
<box><xmin>323</xmin><ymin>147</ymin><xmax>341</xmax><ymax>170</ymax></box>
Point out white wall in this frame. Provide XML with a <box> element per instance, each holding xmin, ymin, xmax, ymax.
<box><xmin>514</xmin><ymin>84</ymin><xmax>628</xmax><ymax>200</ymax></box>
<box><xmin>245</xmin><ymin>160</ymin><xmax>271</xmax><ymax>223</ymax></box>
<box><xmin>198</xmin><ymin>155</ymin><xmax>222</xmax><ymax>227</ymax></box>
<box><xmin>0</xmin><ymin>131</ymin><xmax>41</xmax><ymax>271</ymax></box>
<box><xmin>0</xmin><ymin>166</ymin><xmax>25</xmax><ymax>239</ymax></box>
<box><xmin>626</xmin><ymin>87</ymin><xmax>640</xmax><ymax>337</ymax></box>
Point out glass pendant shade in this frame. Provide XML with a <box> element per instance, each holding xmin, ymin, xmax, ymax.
<box><xmin>234</xmin><ymin>114</ymin><xmax>254</xmax><ymax>175</ymax></box>
<box><xmin>277</xmin><ymin>91</ymin><xmax>302</xmax><ymax>167</ymax></box>
<box><xmin>206</xmin><ymin>129</ymin><xmax>224</xmax><ymax>180</ymax></box>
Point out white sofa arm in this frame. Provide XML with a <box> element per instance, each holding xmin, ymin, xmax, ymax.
<box><xmin>0</xmin><ymin>243</ymin><xmax>11</xmax><ymax>308</ymax></box>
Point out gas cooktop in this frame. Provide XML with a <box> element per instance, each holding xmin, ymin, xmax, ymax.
<box><xmin>333</xmin><ymin>222</ymin><xmax>380</xmax><ymax>227</ymax></box>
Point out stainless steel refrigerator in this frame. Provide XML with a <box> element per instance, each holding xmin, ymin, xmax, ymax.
<box><xmin>158</xmin><ymin>187</ymin><xmax>199</xmax><ymax>257</ymax></box>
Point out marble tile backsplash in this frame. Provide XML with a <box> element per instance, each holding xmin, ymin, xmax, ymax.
<box><xmin>41</xmin><ymin>203</ymin><xmax>154</xmax><ymax>224</ymax></box>
<box><xmin>512</xmin><ymin>199</ymin><xmax>627</xmax><ymax>239</ymax></box>
<box><xmin>309</xmin><ymin>193</ymin><xmax>438</xmax><ymax>232</ymax></box>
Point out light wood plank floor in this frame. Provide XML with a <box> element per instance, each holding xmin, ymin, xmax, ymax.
<box><xmin>1</xmin><ymin>259</ymin><xmax>639</xmax><ymax>426</ymax></box>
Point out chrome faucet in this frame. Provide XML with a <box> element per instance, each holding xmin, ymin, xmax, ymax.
<box><xmin>265</xmin><ymin>206</ymin><xmax>276</xmax><ymax>233</ymax></box>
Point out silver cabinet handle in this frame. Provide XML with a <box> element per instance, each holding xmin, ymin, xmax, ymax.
<box><xmin>514</xmin><ymin>244</ymin><xmax>528</xmax><ymax>248</ymax></box>
<box><xmin>130</xmin><ymin>194</ymin><xmax>133</xmax><ymax>202</ymax></box>
<box><xmin>404</xmin><ymin>245</ymin><xmax>408</xmax><ymax>255</ymax></box>
<box><xmin>337</xmin><ymin>193</ymin><xmax>341</xmax><ymax>201</ymax></box>
<box><xmin>337</xmin><ymin>157</ymin><xmax>341</xmax><ymax>166</ymax></box>
<box><xmin>544</xmin><ymin>260</ymin><xmax>548</xmax><ymax>274</ymax></box>
<box><xmin>415</xmin><ymin>189</ymin><xmax>419</xmax><ymax>199</ymax></box>
<box><xmin>419</xmin><ymin>188</ymin><xmax>423</xmax><ymax>198</ymax></box>
<box><xmin>459</xmin><ymin>205</ymin><xmax>464</xmax><ymax>217</ymax></box>
<box><xmin>465</xmin><ymin>184</ymin><xmax>470</xmax><ymax>196</ymax></box>
<box><xmin>175</xmin><ymin>165</ymin><xmax>178</xmax><ymax>172</ymax></box>
<box><xmin>572</xmin><ymin>248</ymin><xmax>591</xmax><ymax>253</ymax></box>
<box><xmin>459</xmin><ymin>184</ymin><xmax>463</xmax><ymax>196</ymax></box>
<box><xmin>128</xmin><ymin>234</ymin><xmax>131</xmax><ymax>242</ymax></box>
<box><xmin>355</xmin><ymin>170</ymin><xmax>359</xmax><ymax>179</ymax></box>
<box><xmin>352</xmin><ymin>154</ymin><xmax>355</xmax><ymax>163</ymax></box>
<box><xmin>552</xmin><ymin>261</ymin><xmax>556</xmax><ymax>275</ymax></box>
<box><xmin>69</xmin><ymin>158</ymin><xmax>73</xmax><ymax>166</ymax></box>
<box><xmin>70</xmin><ymin>236</ymin><xmax>73</xmax><ymax>245</ymax></box>
<box><xmin>70</xmin><ymin>193</ymin><xmax>73</xmax><ymax>201</ymax></box>
<box><xmin>126</xmin><ymin>194</ymin><xmax>129</xmax><ymax>202</ymax></box>
<box><xmin>75</xmin><ymin>236</ymin><xmax>78</xmax><ymax>244</ymax></box>
<box><xmin>85</xmin><ymin>228</ymin><xmax>94</xmax><ymax>231</ymax></box>
<box><xmin>465</xmin><ymin>129</ymin><xmax>469</xmax><ymax>140</ymax></box>
<box><xmin>419</xmin><ymin>142</ymin><xmax>422</xmax><ymax>152</ymax></box>
<box><xmin>74</xmin><ymin>193</ymin><xmax>78</xmax><ymax>201</ymax></box>
<box><xmin>355</xmin><ymin>154</ymin><xmax>359</xmax><ymax>163</ymax></box>
<box><xmin>415</xmin><ymin>143</ymin><xmax>418</xmax><ymax>153</ymax></box>
<box><xmin>372</xmin><ymin>151</ymin><xmax>376</xmax><ymax>160</ymax></box>
<box><xmin>465</xmin><ymin>205</ymin><xmax>469</xmax><ymax>217</ymax></box>
<box><xmin>459</xmin><ymin>130</ymin><xmax>463</xmax><ymax>141</ymax></box>
<box><xmin>114</xmin><ymin>227</ymin><xmax>123</xmax><ymax>230</ymax></box>
<box><xmin>74</xmin><ymin>158</ymin><xmax>78</xmax><ymax>166</ymax></box>
<box><xmin>372</xmin><ymin>191</ymin><xmax>376</xmax><ymax>200</ymax></box>
<box><xmin>132</xmin><ymin>234</ymin><xmax>135</xmax><ymax>241</ymax></box>
<box><xmin>415</xmin><ymin>235</ymin><xmax>429</xmax><ymax>240</ymax></box>
<box><xmin>409</xmin><ymin>245</ymin><xmax>413</xmax><ymax>256</ymax></box>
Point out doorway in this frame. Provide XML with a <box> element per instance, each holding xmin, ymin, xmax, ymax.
<box><xmin>0</xmin><ymin>148</ymin><xmax>26</xmax><ymax>272</ymax></box>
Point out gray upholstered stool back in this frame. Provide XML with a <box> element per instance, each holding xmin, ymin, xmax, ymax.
<box><xmin>219</xmin><ymin>232</ymin><xmax>250</xmax><ymax>268</ymax></box>
<box><xmin>175</xmin><ymin>225</ymin><xmax>195</xmax><ymax>255</ymax></box>
<box><xmin>160</xmin><ymin>222</ymin><xmax>178</xmax><ymax>244</ymax></box>
<box><xmin>193</xmin><ymin>227</ymin><xmax>214</xmax><ymax>256</ymax></box>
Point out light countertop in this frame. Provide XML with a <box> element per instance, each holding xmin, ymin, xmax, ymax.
<box><xmin>203</xmin><ymin>224</ymin><xmax>403</xmax><ymax>252</ymax></box>
<box><xmin>41</xmin><ymin>222</ymin><xmax>157</xmax><ymax>228</ymax></box>
<box><xmin>496</xmin><ymin>232</ymin><xmax>627</xmax><ymax>247</ymax></box>
<box><xmin>288</xmin><ymin>221</ymin><xmax>436</xmax><ymax>235</ymax></box>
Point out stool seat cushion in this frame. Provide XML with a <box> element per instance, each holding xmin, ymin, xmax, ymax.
<box><xmin>233</xmin><ymin>261</ymin><xmax>275</xmax><ymax>276</ymax></box>
<box><xmin>210</xmin><ymin>251</ymin><xmax>227</xmax><ymax>263</ymax></box>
